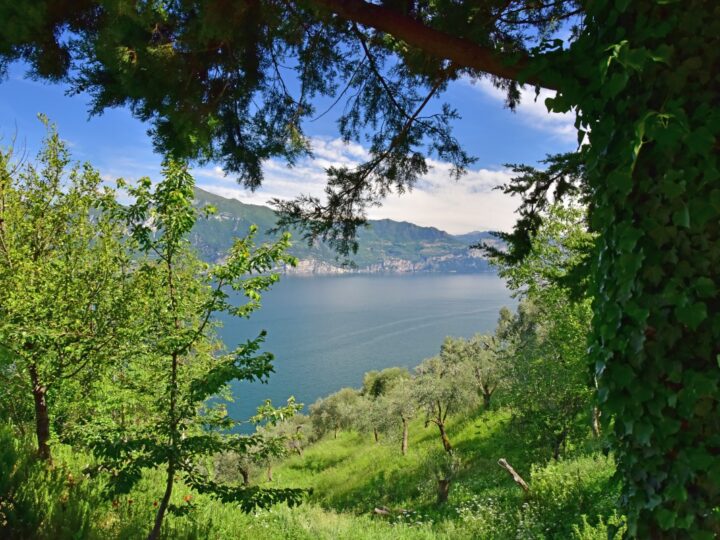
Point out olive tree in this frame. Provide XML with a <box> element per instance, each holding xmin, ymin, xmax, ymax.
<box><xmin>309</xmin><ymin>387</ymin><xmax>360</xmax><ymax>439</ymax></box>
<box><xmin>413</xmin><ymin>352</ymin><xmax>475</xmax><ymax>453</ymax></box>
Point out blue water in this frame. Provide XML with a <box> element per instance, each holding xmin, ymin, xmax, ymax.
<box><xmin>216</xmin><ymin>273</ymin><xmax>514</xmax><ymax>421</ymax></box>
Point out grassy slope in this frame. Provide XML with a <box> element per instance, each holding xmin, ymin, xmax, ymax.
<box><xmin>3</xmin><ymin>405</ymin><xmax>619</xmax><ymax>540</ymax></box>
<box><xmin>268</xmin><ymin>409</ymin><xmax>526</xmax><ymax>514</ymax></box>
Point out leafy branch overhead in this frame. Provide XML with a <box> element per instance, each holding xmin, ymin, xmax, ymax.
<box><xmin>0</xmin><ymin>0</ymin><xmax>581</xmax><ymax>254</ymax></box>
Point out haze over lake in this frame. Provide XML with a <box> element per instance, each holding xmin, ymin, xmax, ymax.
<box><xmin>218</xmin><ymin>273</ymin><xmax>514</xmax><ymax>422</ymax></box>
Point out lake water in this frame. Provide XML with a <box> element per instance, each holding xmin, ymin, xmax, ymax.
<box><xmin>217</xmin><ymin>273</ymin><xmax>514</xmax><ymax>422</ymax></box>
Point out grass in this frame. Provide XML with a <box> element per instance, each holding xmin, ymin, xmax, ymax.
<box><xmin>1</xmin><ymin>406</ymin><xmax>622</xmax><ymax>539</ymax></box>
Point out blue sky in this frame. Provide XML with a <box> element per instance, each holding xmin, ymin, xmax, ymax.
<box><xmin>0</xmin><ymin>62</ymin><xmax>576</xmax><ymax>234</ymax></box>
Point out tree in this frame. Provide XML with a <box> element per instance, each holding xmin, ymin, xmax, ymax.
<box><xmin>215</xmin><ymin>402</ymin><xmax>303</xmax><ymax>487</ymax></box>
<box><xmin>0</xmin><ymin>120</ymin><xmax>131</xmax><ymax>461</ymax></box>
<box><xmin>267</xmin><ymin>413</ymin><xmax>312</xmax><ymax>457</ymax></box>
<box><xmin>503</xmin><ymin>298</ymin><xmax>593</xmax><ymax>460</ymax></box>
<box><xmin>309</xmin><ymin>387</ymin><xmax>360</xmax><ymax>439</ymax></box>
<box><xmin>2</xmin><ymin>1</ymin><xmax>717</xmax><ymax>534</ymax></box>
<box><xmin>375</xmin><ymin>378</ymin><xmax>417</xmax><ymax>456</ymax></box>
<box><xmin>492</xmin><ymin>205</ymin><xmax>595</xmax><ymax>460</ymax></box>
<box><xmin>84</xmin><ymin>162</ymin><xmax>304</xmax><ymax>540</ymax></box>
<box><xmin>440</xmin><ymin>335</ymin><xmax>501</xmax><ymax>410</ymax></box>
<box><xmin>361</xmin><ymin>366</ymin><xmax>410</xmax><ymax>442</ymax></box>
<box><xmin>414</xmin><ymin>352</ymin><xmax>475</xmax><ymax>453</ymax></box>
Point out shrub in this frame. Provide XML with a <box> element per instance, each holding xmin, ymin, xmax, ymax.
<box><xmin>518</xmin><ymin>453</ymin><xmax>620</xmax><ymax>538</ymax></box>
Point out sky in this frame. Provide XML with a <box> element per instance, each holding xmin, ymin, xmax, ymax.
<box><xmin>0</xmin><ymin>63</ymin><xmax>577</xmax><ymax>234</ymax></box>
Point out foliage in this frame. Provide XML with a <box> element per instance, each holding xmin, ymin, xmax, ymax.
<box><xmin>79</xmin><ymin>160</ymin><xmax>305</xmax><ymax>537</ymax></box>
<box><xmin>373</xmin><ymin>378</ymin><xmax>418</xmax><ymax>454</ymax></box>
<box><xmin>500</xmin><ymin>297</ymin><xmax>593</xmax><ymax>460</ymax></box>
<box><xmin>0</xmin><ymin>119</ymin><xmax>131</xmax><ymax>460</ymax></box>
<box><xmin>3</xmin><ymin>1</ymin><xmax>719</xmax><ymax>534</ymax></box>
<box><xmin>309</xmin><ymin>387</ymin><xmax>362</xmax><ymax>439</ymax></box>
<box><xmin>439</xmin><ymin>335</ymin><xmax>501</xmax><ymax>409</ymax></box>
<box><xmin>414</xmin><ymin>352</ymin><xmax>476</xmax><ymax>453</ymax></box>
<box><xmin>491</xmin><ymin>205</ymin><xmax>595</xmax><ymax>459</ymax></box>
<box><xmin>545</xmin><ymin>1</ymin><xmax>720</xmax><ymax>535</ymax></box>
<box><xmin>521</xmin><ymin>454</ymin><xmax>620</xmax><ymax>539</ymax></box>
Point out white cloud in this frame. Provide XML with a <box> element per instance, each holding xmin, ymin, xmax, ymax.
<box><xmin>196</xmin><ymin>137</ymin><xmax>519</xmax><ymax>234</ymax></box>
<box><xmin>465</xmin><ymin>78</ymin><xmax>578</xmax><ymax>142</ymax></box>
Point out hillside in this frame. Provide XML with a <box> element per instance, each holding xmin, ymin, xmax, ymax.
<box><xmin>3</xmin><ymin>404</ymin><xmax>618</xmax><ymax>539</ymax></box>
<box><xmin>189</xmin><ymin>188</ymin><xmax>497</xmax><ymax>274</ymax></box>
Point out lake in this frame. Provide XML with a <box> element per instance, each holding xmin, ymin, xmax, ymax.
<box><xmin>217</xmin><ymin>273</ymin><xmax>514</xmax><ymax>422</ymax></box>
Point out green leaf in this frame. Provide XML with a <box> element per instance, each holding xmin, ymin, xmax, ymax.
<box><xmin>656</xmin><ymin>508</ymin><xmax>676</xmax><ymax>530</ymax></box>
<box><xmin>634</xmin><ymin>421</ymin><xmax>653</xmax><ymax>445</ymax></box>
<box><xmin>686</xmin><ymin>127</ymin><xmax>715</xmax><ymax>155</ymax></box>
<box><xmin>675</xmin><ymin>302</ymin><xmax>707</xmax><ymax>329</ymax></box>
<box><xmin>606</xmin><ymin>72</ymin><xmax>630</xmax><ymax>98</ymax></box>
<box><xmin>672</xmin><ymin>204</ymin><xmax>690</xmax><ymax>228</ymax></box>
<box><xmin>694</xmin><ymin>277</ymin><xmax>715</xmax><ymax>299</ymax></box>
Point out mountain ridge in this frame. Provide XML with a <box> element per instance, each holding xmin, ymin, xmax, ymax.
<box><xmin>190</xmin><ymin>187</ymin><xmax>499</xmax><ymax>275</ymax></box>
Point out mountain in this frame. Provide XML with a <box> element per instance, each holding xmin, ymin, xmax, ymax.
<box><xmin>189</xmin><ymin>187</ymin><xmax>497</xmax><ymax>275</ymax></box>
<box><xmin>453</xmin><ymin>230</ymin><xmax>497</xmax><ymax>246</ymax></box>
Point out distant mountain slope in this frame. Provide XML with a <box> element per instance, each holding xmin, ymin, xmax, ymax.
<box><xmin>189</xmin><ymin>187</ymin><xmax>496</xmax><ymax>274</ymax></box>
<box><xmin>453</xmin><ymin>230</ymin><xmax>497</xmax><ymax>246</ymax></box>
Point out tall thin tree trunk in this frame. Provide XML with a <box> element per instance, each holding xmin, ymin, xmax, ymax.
<box><xmin>437</xmin><ymin>422</ymin><xmax>452</xmax><ymax>453</ymax></box>
<box><xmin>148</xmin><ymin>463</ymin><xmax>175</xmax><ymax>540</ymax></box>
<box><xmin>401</xmin><ymin>417</ymin><xmax>409</xmax><ymax>456</ymax></box>
<box><xmin>266</xmin><ymin>465</ymin><xmax>273</xmax><ymax>482</ymax></box>
<box><xmin>592</xmin><ymin>407</ymin><xmax>601</xmax><ymax>437</ymax></box>
<box><xmin>28</xmin><ymin>362</ymin><xmax>51</xmax><ymax>462</ymax></box>
<box><xmin>373</xmin><ymin>427</ymin><xmax>379</xmax><ymax>443</ymax></box>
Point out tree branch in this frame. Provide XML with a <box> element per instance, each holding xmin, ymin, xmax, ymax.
<box><xmin>308</xmin><ymin>0</ymin><xmax>552</xmax><ymax>88</ymax></box>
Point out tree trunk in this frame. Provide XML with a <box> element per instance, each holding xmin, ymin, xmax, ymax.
<box><xmin>591</xmin><ymin>407</ymin><xmax>601</xmax><ymax>437</ymax></box>
<box><xmin>28</xmin><ymin>363</ymin><xmax>51</xmax><ymax>462</ymax></box>
<box><xmin>436</xmin><ymin>478</ymin><xmax>451</xmax><ymax>504</ymax></box>
<box><xmin>578</xmin><ymin>2</ymin><xmax>720</xmax><ymax>535</ymax></box>
<box><xmin>373</xmin><ymin>427</ymin><xmax>379</xmax><ymax>443</ymax></box>
<box><xmin>333</xmin><ymin>427</ymin><xmax>337</xmax><ymax>439</ymax></box>
<box><xmin>401</xmin><ymin>417</ymin><xmax>408</xmax><ymax>456</ymax></box>
<box><xmin>148</xmin><ymin>463</ymin><xmax>175</xmax><ymax>540</ymax></box>
<box><xmin>482</xmin><ymin>390</ymin><xmax>492</xmax><ymax>410</ymax></box>
<box><xmin>266</xmin><ymin>465</ymin><xmax>273</xmax><ymax>482</ymax></box>
<box><xmin>437</xmin><ymin>422</ymin><xmax>452</xmax><ymax>453</ymax></box>
<box><xmin>240</xmin><ymin>467</ymin><xmax>250</xmax><ymax>486</ymax></box>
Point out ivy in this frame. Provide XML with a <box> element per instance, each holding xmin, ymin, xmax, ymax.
<box><xmin>548</xmin><ymin>0</ymin><xmax>720</xmax><ymax>536</ymax></box>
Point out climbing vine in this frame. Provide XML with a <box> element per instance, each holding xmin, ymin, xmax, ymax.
<box><xmin>547</xmin><ymin>1</ymin><xmax>720</xmax><ymax>537</ymax></box>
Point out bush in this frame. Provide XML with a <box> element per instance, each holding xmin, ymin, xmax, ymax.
<box><xmin>518</xmin><ymin>453</ymin><xmax>621</xmax><ymax>539</ymax></box>
<box><xmin>0</xmin><ymin>426</ymin><xmax>101</xmax><ymax>539</ymax></box>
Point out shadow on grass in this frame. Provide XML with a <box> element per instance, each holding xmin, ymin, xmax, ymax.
<box><xmin>289</xmin><ymin>452</ymin><xmax>350</xmax><ymax>473</ymax></box>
